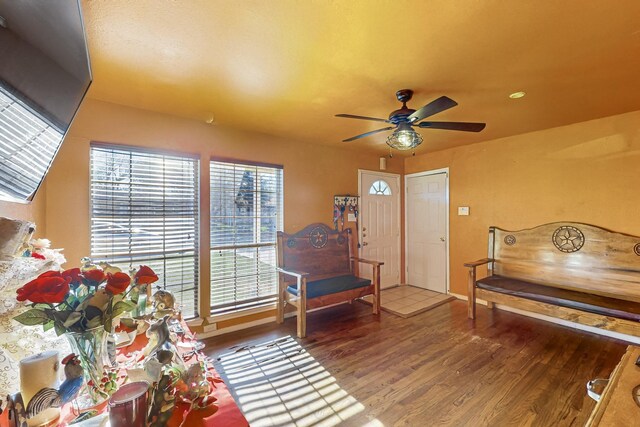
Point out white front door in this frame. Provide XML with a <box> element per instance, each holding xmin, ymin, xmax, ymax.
<box><xmin>359</xmin><ymin>170</ymin><xmax>401</xmax><ymax>288</ymax></box>
<box><xmin>406</xmin><ymin>171</ymin><xmax>448</xmax><ymax>293</ymax></box>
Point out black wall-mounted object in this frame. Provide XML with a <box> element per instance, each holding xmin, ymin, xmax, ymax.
<box><xmin>0</xmin><ymin>0</ymin><xmax>92</xmax><ymax>203</ymax></box>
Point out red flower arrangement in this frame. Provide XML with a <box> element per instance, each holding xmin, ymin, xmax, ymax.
<box><xmin>14</xmin><ymin>261</ymin><xmax>159</xmax><ymax>335</ymax></box>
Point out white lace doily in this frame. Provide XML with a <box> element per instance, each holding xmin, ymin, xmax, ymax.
<box><xmin>0</xmin><ymin>255</ymin><xmax>71</xmax><ymax>396</ymax></box>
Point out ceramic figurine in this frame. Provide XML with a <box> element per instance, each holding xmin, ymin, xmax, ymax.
<box><xmin>143</xmin><ymin>316</ymin><xmax>172</xmax><ymax>358</ymax></box>
<box><xmin>128</xmin><ymin>349</ymin><xmax>175</xmax><ymax>384</ymax></box>
<box><xmin>25</xmin><ymin>354</ymin><xmax>83</xmax><ymax>418</ymax></box>
<box><xmin>143</xmin><ymin>350</ymin><xmax>174</xmax><ymax>383</ymax></box>
<box><xmin>97</xmin><ymin>261</ymin><xmax>122</xmax><ymax>274</ymax></box>
<box><xmin>152</xmin><ymin>290</ymin><xmax>179</xmax><ymax>318</ymax></box>
<box><xmin>4</xmin><ymin>392</ymin><xmax>28</xmax><ymax>427</ymax></box>
<box><xmin>80</xmin><ymin>257</ymin><xmax>97</xmax><ymax>272</ymax></box>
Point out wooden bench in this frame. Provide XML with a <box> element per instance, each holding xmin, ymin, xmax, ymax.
<box><xmin>276</xmin><ymin>223</ymin><xmax>382</xmax><ymax>338</ymax></box>
<box><xmin>465</xmin><ymin>222</ymin><xmax>640</xmax><ymax>337</ymax></box>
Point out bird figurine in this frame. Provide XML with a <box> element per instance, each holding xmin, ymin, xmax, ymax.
<box><xmin>80</xmin><ymin>257</ymin><xmax>97</xmax><ymax>272</ymax></box>
<box><xmin>26</xmin><ymin>354</ymin><xmax>84</xmax><ymax>419</ymax></box>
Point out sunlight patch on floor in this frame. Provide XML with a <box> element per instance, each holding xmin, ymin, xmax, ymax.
<box><xmin>217</xmin><ymin>336</ymin><xmax>383</xmax><ymax>427</ymax></box>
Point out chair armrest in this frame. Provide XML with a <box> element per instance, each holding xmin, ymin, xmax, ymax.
<box><xmin>276</xmin><ymin>267</ymin><xmax>310</xmax><ymax>279</ymax></box>
<box><xmin>350</xmin><ymin>257</ymin><xmax>384</xmax><ymax>267</ymax></box>
<box><xmin>463</xmin><ymin>258</ymin><xmax>494</xmax><ymax>268</ymax></box>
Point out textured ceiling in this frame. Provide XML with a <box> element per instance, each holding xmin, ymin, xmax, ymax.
<box><xmin>82</xmin><ymin>0</ymin><xmax>640</xmax><ymax>155</ymax></box>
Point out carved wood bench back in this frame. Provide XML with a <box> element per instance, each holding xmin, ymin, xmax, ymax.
<box><xmin>489</xmin><ymin>222</ymin><xmax>640</xmax><ymax>302</ymax></box>
<box><xmin>277</xmin><ymin>223</ymin><xmax>353</xmax><ymax>281</ymax></box>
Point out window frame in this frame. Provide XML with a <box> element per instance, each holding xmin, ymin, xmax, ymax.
<box><xmin>209</xmin><ymin>157</ymin><xmax>284</xmax><ymax>316</ymax></box>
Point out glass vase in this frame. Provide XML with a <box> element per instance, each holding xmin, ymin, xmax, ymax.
<box><xmin>64</xmin><ymin>326</ymin><xmax>115</xmax><ymax>409</ymax></box>
<box><xmin>131</xmin><ymin>285</ymin><xmax>149</xmax><ymax>318</ymax></box>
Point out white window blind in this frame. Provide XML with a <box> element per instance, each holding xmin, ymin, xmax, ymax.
<box><xmin>0</xmin><ymin>85</ymin><xmax>63</xmax><ymax>200</ymax></box>
<box><xmin>210</xmin><ymin>160</ymin><xmax>283</xmax><ymax>315</ymax></box>
<box><xmin>90</xmin><ymin>144</ymin><xmax>200</xmax><ymax>318</ymax></box>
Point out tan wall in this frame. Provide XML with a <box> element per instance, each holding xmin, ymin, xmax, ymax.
<box><xmin>405</xmin><ymin>109</ymin><xmax>640</xmax><ymax>297</ymax></box>
<box><xmin>44</xmin><ymin>98</ymin><xmax>402</xmax><ymax>326</ymax></box>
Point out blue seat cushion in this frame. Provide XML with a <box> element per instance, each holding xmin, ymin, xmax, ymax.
<box><xmin>287</xmin><ymin>274</ymin><xmax>372</xmax><ymax>299</ymax></box>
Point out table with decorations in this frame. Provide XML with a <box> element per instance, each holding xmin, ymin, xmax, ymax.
<box><xmin>0</xmin><ymin>230</ymin><xmax>248</xmax><ymax>427</ymax></box>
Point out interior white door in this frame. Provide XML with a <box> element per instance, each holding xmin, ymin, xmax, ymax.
<box><xmin>359</xmin><ymin>171</ymin><xmax>401</xmax><ymax>288</ymax></box>
<box><xmin>406</xmin><ymin>172</ymin><xmax>447</xmax><ymax>293</ymax></box>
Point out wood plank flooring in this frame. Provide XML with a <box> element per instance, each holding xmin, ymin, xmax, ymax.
<box><xmin>203</xmin><ymin>300</ymin><xmax>626</xmax><ymax>427</ymax></box>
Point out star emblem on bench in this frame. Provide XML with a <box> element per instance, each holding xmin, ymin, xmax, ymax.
<box><xmin>552</xmin><ymin>226</ymin><xmax>585</xmax><ymax>253</ymax></box>
<box><xmin>309</xmin><ymin>227</ymin><xmax>328</xmax><ymax>248</ymax></box>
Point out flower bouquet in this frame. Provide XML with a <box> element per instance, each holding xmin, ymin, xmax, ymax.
<box><xmin>14</xmin><ymin>263</ymin><xmax>158</xmax><ymax>334</ymax></box>
<box><xmin>13</xmin><ymin>260</ymin><xmax>159</xmax><ymax>407</ymax></box>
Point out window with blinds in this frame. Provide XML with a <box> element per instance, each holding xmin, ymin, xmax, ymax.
<box><xmin>0</xmin><ymin>85</ymin><xmax>64</xmax><ymax>201</ymax></box>
<box><xmin>210</xmin><ymin>160</ymin><xmax>283</xmax><ymax>315</ymax></box>
<box><xmin>90</xmin><ymin>144</ymin><xmax>200</xmax><ymax>318</ymax></box>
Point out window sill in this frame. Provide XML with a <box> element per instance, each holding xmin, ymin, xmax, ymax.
<box><xmin>207</xmin><ymin>303</ymin><xmax>277</xmax><ymax>323</ymax></box>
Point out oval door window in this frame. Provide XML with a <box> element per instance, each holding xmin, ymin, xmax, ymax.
<box><xmin>369</xmin><ymin>180</ymin><xmax>392</xmax><ymax>196</ymax></box>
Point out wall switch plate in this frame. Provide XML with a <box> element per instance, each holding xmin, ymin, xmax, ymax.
<box><xmin>347</xmin><ymin>213</ymin><xmax>356</xmax><ymax>222</ymax></box>
<box><xmin>458</xmin><ymin>206</ymin><xmax>470</xmax><ymax>216</ymax></box>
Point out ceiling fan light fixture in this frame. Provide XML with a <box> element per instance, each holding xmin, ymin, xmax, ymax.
<box><xmin>386</xmin><ymin>124</ymin><xmax>423</xmax><ymax>151</ymax></box>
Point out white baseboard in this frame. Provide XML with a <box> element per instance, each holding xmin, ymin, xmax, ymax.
<box><xmin>450</xmin><ymin>292</ymin><xmax>640</xmax><ymax>345</ymax></box>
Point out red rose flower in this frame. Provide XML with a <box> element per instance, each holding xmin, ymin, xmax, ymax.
<box><xmin>83</xmin><ymin>268</ymin><xmax>106</xmax><ymax>284</ymax></box>
<box><xmin>39</xmin><ymin>271</ymin><xmax>62</xmax><ymax>279</ymax></box>
<box><xmin>31</xmin><ymin>252</ymin><xmax>45</xmax><ymax>260</ymax></box>
<box><xmin>62</xmin><ymin>268</ymin><xmax>82</xmax><ymax>284</ymax></box>
<box><xmin>105</xmin><ymin>272</ymin><xmax>130</xmax><ymax>295</ymax></box>
<box><xmin>16</xmin><ymin>276</ymin><xmax>70</xmax><ymax>303</ymax></box>
<box><xmin>135</xmin><ymin>266</ymin><xmax>158</xmax><ymax>285</ymax></box>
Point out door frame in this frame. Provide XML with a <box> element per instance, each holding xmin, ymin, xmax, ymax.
<box><xmin>358</xmin><ymin>169</ymin><xmax>402</xmax><ymax>287</ymax></box>
<box><xmin>404</xmin><ymin>167</ymin><xmax>450</xmax><ymax>293</ymax></box>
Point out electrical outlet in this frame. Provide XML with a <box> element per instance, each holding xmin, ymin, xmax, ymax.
<box><xmin>458</xmin><ymin>206</ymin><xmax>470</xmax><ymax>216</ymax></box>
<box><xmin>203</xmin><ymin>323</ymin><xmax>217</xmax><ymax>333</ymax></box>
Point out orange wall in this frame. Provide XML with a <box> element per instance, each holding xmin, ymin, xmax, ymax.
<box><xmin>405</xmin><ymin>109</ymin><xmax>640</xmax><ymax>297</ymax></box>
<box><xmin>44</xmin><ymin>98</ymin><xmax>402</xmax><ymax>319</ymax></box>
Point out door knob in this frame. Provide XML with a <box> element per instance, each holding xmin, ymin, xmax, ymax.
<box><xmin>362</xmin><ymin>242</ymin><xmax>368</xmax><ymax>246</ymax></box>
<box><xmin>440</xmin><ymin>237</ymin><xmax>445</xmax><ymax>242</ymax></box>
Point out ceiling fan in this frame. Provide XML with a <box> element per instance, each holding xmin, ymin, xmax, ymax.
<box><xmin>335</xmin><ymin>89</ymin><xmax>486</xmax><ymax>151</ymax></box>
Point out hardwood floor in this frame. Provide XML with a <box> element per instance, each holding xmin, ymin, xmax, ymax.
<box><xmin>203</xmin><ymin>300</ymin><xmax>626</xmax><ymax>427</ymax></box>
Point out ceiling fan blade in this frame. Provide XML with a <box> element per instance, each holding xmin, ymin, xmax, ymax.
<box><xmin>342</xmin><ymin>126</ymin><xmax>395</xmax><ymax>142</ymax></box>
<box><xmin>407</xmin><ymin>96</ymin><xmax>458</xmax><ymax>122</ymax></box>
<box><xmin>416</xmin><ymin>121</ymin><xmax>486</xmax><ymax>132</ymax></box>
<box><xmin>335</xmin><ymin>114</ymin><xmax>390</xmax><ymax>123</ymax></box>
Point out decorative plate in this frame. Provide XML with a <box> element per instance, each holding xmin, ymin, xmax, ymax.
<box><xmin>309</xmin><ymin>226</ymin><xmax>328</xmax><ymax>249</ymax></box>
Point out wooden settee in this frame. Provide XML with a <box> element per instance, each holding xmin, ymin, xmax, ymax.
<box><xmin>465</xmin><ymin>222</ymin><xmax>640</xmax><ymax>337</ymax></box>
<box><xmin>276</xmin><ymin>223</ymin><xmax>382</xmax><ymax>338</ymax></box>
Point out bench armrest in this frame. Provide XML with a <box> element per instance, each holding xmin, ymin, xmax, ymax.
<box><xmin>465</xmin><ymin>258</ymin><xmax>493</xmax><ymax>319</ymax></box>
<box><xmin>350</xmin><ymin>257</ymin><xmax>384</xmax><ymax>267</ymax></box>
<box><xmin>463</xmin><ymin>258</ymin><xmax>494</xmax><ymax>268</ymax></box>
<box><xmin>276</xmin><ymin>267</ymin><xmax>309</xmax><ymax>295</ymax></box>
<box><xmin>276</xmin><ymin>267</ymin><xmax>310</xmax><ymax>279</ymax></box>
